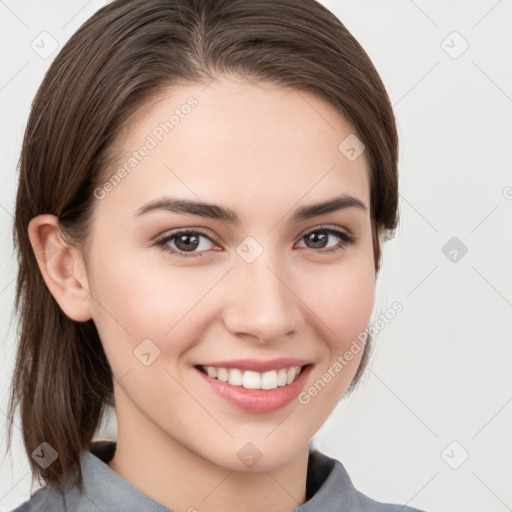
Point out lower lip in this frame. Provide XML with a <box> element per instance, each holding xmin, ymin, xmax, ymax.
<box><xmin>195</xmin><ymin>365</ymin><xmax>313</xmax><ymax>413</ymax></box>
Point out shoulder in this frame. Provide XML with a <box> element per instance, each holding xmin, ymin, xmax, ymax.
<box><xmin>302</xmin><ymin>450</ymin><xmax>427</xmax><ymax>512</ymax></box>
<box><xmin>9</xmin><ymin>476</ymin><xmax>105</xmax><ymax>512</ymax></box>
<box><xmin>8</xmin><ymin>444</ymin><xmax>111</xmax><ymax>512</ymax></box>
<box><xmin>9</xmin><ymin>483</ymin><xmax>66</xmax><ymax>512</ymax></box>
<box><xmin>355</xmin><ymin>491</ymin><xmax>426</xmax><ymax>512</ymax></box>
<box><xmin>9</xmin><ymin>441</ymin><xmax>169</xmax><ymax>512</ymax></box>
<box><xmin>349</xmin><ymin>469</ymin><xmax>426</xmax><ymax>512</ymax></box>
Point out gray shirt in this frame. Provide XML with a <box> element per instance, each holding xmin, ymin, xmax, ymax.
<box><xmin>11</xmin><ymin>441</ymin><xmax>426</xmax><ymax>511</ymax></box>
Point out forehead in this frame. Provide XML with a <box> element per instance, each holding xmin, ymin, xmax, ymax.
<box><xmin>96</xmin><ymin>77</ymin><xmax>370</xmax><ymax>219</ymax></box>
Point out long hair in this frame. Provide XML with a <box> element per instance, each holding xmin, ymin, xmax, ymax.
<box><xmin>8</xmin><ymin>0</ymin><xmax>399</xmax><ymax>487</ymax></box>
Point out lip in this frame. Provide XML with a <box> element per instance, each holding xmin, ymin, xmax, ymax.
<box><xmin>194</xmin><ymin>363</ymin><xmax>313</xmax><ymax>413</ymax></box>
<box><xmin>197</xmin><ymin>358</ymin><xmax>312</xmax><ymax>372</ymax></box>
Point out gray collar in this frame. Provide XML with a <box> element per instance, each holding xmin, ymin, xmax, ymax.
<box><xmin>81</xmin><ymin>441</ymin><xmax>349</xmax><ymax>511</ymax></box>
<box><xmin>15</xmin><ymin>441</ymin><xmax>424</xmax><ymax>511</ymax></box>
<box><xmin>82</xmin><ymin>441</ymin><xmax>360</xmax><ymax>511</ymax></box>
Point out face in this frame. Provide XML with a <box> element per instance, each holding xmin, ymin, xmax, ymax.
<box><xmin>83</xmin><ymin>76</ymin><xmax>375</xmax><ymax>471</ymax></box>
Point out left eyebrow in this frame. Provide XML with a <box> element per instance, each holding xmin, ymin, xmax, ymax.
<box><xmin>290</xmin><ymin>194</ymin><xmax>367</xmax><ymax>223</ymax></box>
<box><xmin>134</xmin><ymin>193</ymin><xmax>367</xmax><ymax>224</ymax></box>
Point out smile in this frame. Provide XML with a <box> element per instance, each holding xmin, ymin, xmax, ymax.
<box><xmin>194</xmin><ymin>360</ymin><xmax>314</xmax><ymax>413</ymax></box>
<box><xmin>197</xmin><ymin>365</ymin><xmax>302</xmax><ymax>390</ymax></box>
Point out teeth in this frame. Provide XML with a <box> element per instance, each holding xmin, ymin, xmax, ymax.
<box><xmin>217</xmin><ymin>367</ymin><xmax>229</xmax><ymax>382</ymax></box>
<box><xmin>261</xmin><ymin>370</ymin><xmax>277</xmax><ymax>390</ymax></box>
<box><xmin>201</xmin><ymin>365</ymin><xmax>303</xmax><ymax>390</ymax></box>
<box><xmin>228</xmin><ymin>368</ymin><xmax>243</xmax><ymax>386</ymax></box>
<box><xmin>243</xmin><ymin>370</ymin><xmax>261</xmax><ymax>389</ymax></box>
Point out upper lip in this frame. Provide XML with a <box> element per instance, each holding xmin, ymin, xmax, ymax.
<box><xmin>197</xmin><ymin>358</ymin><xmax>312</xmax><ymax>372</ymax></box>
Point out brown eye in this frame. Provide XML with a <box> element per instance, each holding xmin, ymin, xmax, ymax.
<box><xmin>154</xmin><ymin>229</ymin><xmax>216</xmax><ymax>257</ymax></box>
<box><xmin>298</xmin><ymin>228</ymin><xmax>356</xmax><ymax>253</ymax></box>
<box><xmin>154</xmin><ymin>226</ymin><xmax>356</xmax><ymax>259</ymax></box>
<box><xmin>174</xmin><ymin>232</ymin><xmax>200</xmax><ymax>252</ymax></box>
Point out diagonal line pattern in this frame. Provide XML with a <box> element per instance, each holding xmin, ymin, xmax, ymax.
<box><xmin>294</xmin><ymin>89</ymin><xmax>335</xmax><ymax>130</ymax></box>
<box><xmin>0</xmin><ymin>62</ymin><xmax>29</xmax><ymax>92</ymax></box>
<box><xmin>0</xmin><ymin>202</ymin><xmax>15</xmax><ymax>219</ymax></box>
<box><xmin>0</xmin><ymin>471</ymin><xmax>30</xmax><ymax>505</ymax></box>
<box><xmin>470</xmin><ymin>205</ymin><xmax>499</xmax><ymax>233</ymax></box>
<box><xmin>399</xmin><ymin>193</ymin><xmax>439</xmax><ymax>233</ymax></box>
<box><xmin>265</xmin><ymin>265</ymin><xmax>336</xmax><ymax>335</ymax></box>
<box><xmin>398</xmin><ymin>472</ymin><xmax>439</xmax><ymax>512</ymax></box>
<box><xmin>0</xmin><ymin>404</ymin><xmax>22</xmax><ymax>434</ymax></box>
<box><xmin>264</xmin><ymin>471</ymin><xmax>302</xmax><ymax>507</ymax></box>
<box><xmin>265</xmin><ymin>409</ymin><xmax>296</xmax><ymax>438</ymax></box>
<box><xmin>163</xmin><ymin>267</ymin><xmax>234</xmax><ymax>337</ymax></box>
<box><xmin>0</xmin><ymin>276</ymin><xmax>15</xmax><ymax>297</ymax></box>
<box><xmin>164</xmin><ymin>367</ymin><xmax>234</xmax><ymax>438</ymax></box>
<box><xmin>471</xmin><ymin>0</ymin><xmax>503</xmax><ymax>30</ymax></box>
<box><xmin>61</xmin><ymin>0</ymin><xmax>92</xmax><ymax>29</ymax></box>
<box><xmin>200</xmin><ymin>469</ymin><xmax>234</xmax><ymax>502</ymax></box>
<box><xmin>471</xmin><ymin>265</ymin><xmax>512</xmax><ymax>309</ymax></box>
<box><xmin>471</xmin><ymin>396</ymin><xmax>512</xmax><ymax>439</ymax></box>
<box><xmin>471</xmin><ymin>470</ymin><xmax>512</xmax><ymax>510</ymax></box>
<box><xmin>111</xmin><ymin>368</ymin><xmax>132</xmax><ymax>390</ymax></box>
<box><xmin>406</xmin><ymin>266</ymin><xmax>439</xmax><ymax>298</ymax></box>
<box><xmin>0</xmin><ymin>0</ymin><xmax>29</xmax><ymax>28</ymax></box>
<box><xmin>393</xmin><ymin>62</ymin><xmax>439</xmax><ymax>108</ymax></box>
<box><xmin>81</xmin><ymin>490</ymin><xmax>108</xmax><ymax>512</ymax></box>
<box><xmin>370</xmin><ymin>369</ymin><xmax>439</xmax><ymax>438</ymax></box>
<box><xmin>407</xmin><ymin>0</ymin><xmax>439</xmax><ymax>29</ymax></box>
<box><xmin>201</xmin><ymin>70</ymin><xmax>223</xmax><ymax>93</ymax></box>
<box><xmin>472</xmin><ymin>61</ymin><xmax>512</xmax><ymax>104</ymax></box>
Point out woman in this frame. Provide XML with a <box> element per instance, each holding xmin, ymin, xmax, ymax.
<box><xmin>7</xmin><ymin>0</ymin><xmax>425</xmax><ymax>510</ymax></box>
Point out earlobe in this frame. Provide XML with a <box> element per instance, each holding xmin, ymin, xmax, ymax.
<box><xmin>28</xmin><ymin>214</ymin><xmax>93</xmax><ymax>322</ymax></box>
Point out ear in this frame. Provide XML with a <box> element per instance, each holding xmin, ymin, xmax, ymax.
<box><xmin>28</xmin><ymin>214</ymin><xmax>92</xmax><ymax>322</ymax></box>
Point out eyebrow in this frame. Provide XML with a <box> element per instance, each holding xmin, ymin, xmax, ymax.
<box><xmin>135</xmin><ymin>194</ymin><xmax>367</xmax><ymax>224</ymax></box>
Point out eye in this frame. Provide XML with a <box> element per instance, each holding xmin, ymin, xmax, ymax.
<box><xmin>154</xmin><ymin>229</ymin><xmax>218</xmax><ymax>257</ymax></box>
<box><xmin>153</xmin><ymin>226</ymin><xmax>356</xmax><ymax>258</ymax></box>
<box><xmin>296</xmin><ymin>227</ymin><xmax>356</xmax><ymax>254</ymax></box>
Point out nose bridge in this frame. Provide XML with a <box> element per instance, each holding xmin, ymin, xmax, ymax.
<box><xmin>223</xmin><ymin>237</ymin><xmax>298</xmax><ymax>342</ymax></box>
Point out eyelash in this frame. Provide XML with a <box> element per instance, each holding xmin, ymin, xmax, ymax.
<box><xmin>153</xmin><ymin>226</ymin><xmax>356</xmax><ymax>258</ymax></box>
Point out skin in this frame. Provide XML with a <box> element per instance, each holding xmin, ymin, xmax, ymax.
<box><xmin>29</xmin><ymin>75</ymin><xmax>377</xmax><ymax>512</ymax></box>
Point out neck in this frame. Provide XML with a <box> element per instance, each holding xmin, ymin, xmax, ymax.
<box><xmin>107</xmin><ymin>394</ymin><xmax>309</xmax><ymax>512</ymax></box>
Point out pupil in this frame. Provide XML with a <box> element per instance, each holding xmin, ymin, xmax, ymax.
<box><xmin>176</xmin><ymin>234</ymin><xmax>199</xmax><ymax>251</ymax></box>
<box><xmin>308</xmin><ymin>231</ymin><xmax>327</xmax><ymax>248</ymax></box>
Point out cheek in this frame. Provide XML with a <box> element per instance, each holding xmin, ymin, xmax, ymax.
<box><xmin>296</xmin><ymin>247</ymin><xmax>376</xmax><ymax>397</ymax></box>
<box><xmin>294</xmin><ymin>265</ymin><xmax>375</xmax><ymax>421</ymax></box>
<box><xmin>330</xmin><ymin>270</ymin><xmax>375</xmax><ymax>340</ymax></box>
<box><xmin>300</xmin><ymin>253</ymin><xmax>376</xmax><ymax>345</ymax></box>
<box><xmin>87</xmin><ymin>247</ymin><xmax>224</xmax><ymax>359</ymax></box>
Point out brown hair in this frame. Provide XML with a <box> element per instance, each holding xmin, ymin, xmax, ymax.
<box><xmin>8</xmin><ymin>0</ymin><xmax>398</xmax><ymax>488</ymax></box>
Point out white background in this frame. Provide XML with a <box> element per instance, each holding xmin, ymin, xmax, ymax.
<box><xmin>1</xmin><ymin>1</ymin><xmax>511</xmax><ymax>511</ymax></box>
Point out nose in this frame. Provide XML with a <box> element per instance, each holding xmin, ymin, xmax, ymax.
<box><xmin>222</xmin><ymin>247</ymin><xmax>300</xmax><ymax>344</ymax></box>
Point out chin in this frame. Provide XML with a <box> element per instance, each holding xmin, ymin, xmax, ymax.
<box><xmin>189</xmin><ymin>428</ymin><xmax>312</xmax><ymax>473</ymax></box>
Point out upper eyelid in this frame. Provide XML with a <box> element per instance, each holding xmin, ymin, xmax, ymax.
<box><xmin>155</xmin><ymin>224</ymin><xmax>354</xmax><ymax>247</ymax></box>
<box><xmin>155</xmin><ymin>227</ymin><xmax>218</xmax><ymax>245</ymax></box>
